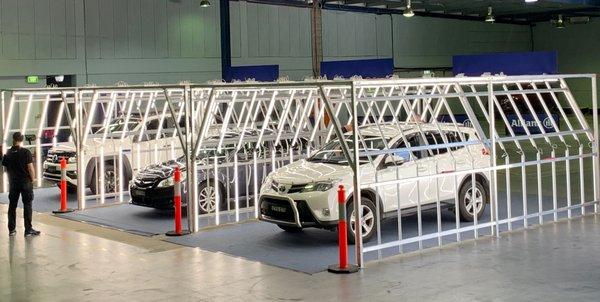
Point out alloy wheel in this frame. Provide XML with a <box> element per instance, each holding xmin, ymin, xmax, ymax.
<box><xmin>105</xmin><ymin>170</ymin><xmax>116</xmax><ymax>193</ymax></box>
<box><xmin>349</xmin><ymin>205</ymin><xmax>375</xmax><ymax>237</ymax></box>
<box><xmin>199</xmin><ymin>185</ymin><xmax>217</xmax><ymax>213</ymax></box>
<box><xmin>464</xmin><ymin>187</ymin><xmax>484</xmax><ymax>215</ymax></box>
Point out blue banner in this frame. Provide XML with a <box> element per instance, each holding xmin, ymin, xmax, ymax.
<box><xmin>437</xmin><ymin>114</ymin><xmax>473</xmax><ymax>127</ymax></box>
<box><xmin>507</xmin><ymin>114</ymin><xmax>560</xmax><ymax>135</ymax></box>
<box><xmin>453</xmin><ymin>51</ymin><xmax>558</xmax><ymax>76</ymax></box>
<box><xmin>320</xmin><ymin>58</ymin><xmax>394</xmax><ymax>79</ymax></box>
<box><xmin>226</xmin><ymin>65</ymin><xmax>279</xmax><ymax>82</ymax></box>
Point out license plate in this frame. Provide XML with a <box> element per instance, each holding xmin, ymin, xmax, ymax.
<box><xmin>134</xmin><ymin>189</ymin><xmax>145</xmax><ymax>196</ymax></box>
<box><xmin>271</xmin><ymin>205</ymin><xmax>287</xmax><ymax>213</ymax></box>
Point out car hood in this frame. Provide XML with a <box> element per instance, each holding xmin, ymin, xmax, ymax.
<box><xmin>137</xmin><ymin>160</ymin><xmax>185</xmax><ymax>180</ymax></box>
<box><xmin>268</xmin><ymin>159</ymin><xmax>352</xmax><ymax>184</ymax></box>
<box><xmin>49</xmin><ymin>143</ymin><xmax>76</xmax><ymax>153</ymax></box>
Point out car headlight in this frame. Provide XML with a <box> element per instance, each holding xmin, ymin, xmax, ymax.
<box><xmin>157</xmin><ymin>173</ymin><xmax>186</xmax><ymax>188</ymax></box>
<box><xmin>157</xmin><ymin>177</ymin><xmax>174</xmax><ymax>188</ymax></box>
<box><xmin>300</xmin><ymin>181</ymin><xmax>336</xmax><ymax>192</ymax></box>
<box><xmin>68</xmin><ymin>157</ymin><xmax>76</xmax><ymax>163</ymax></box>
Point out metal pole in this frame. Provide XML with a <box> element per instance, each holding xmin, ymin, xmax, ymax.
<box><xmin>592</xmin><ymin>75</ymin><xmax>599</xmax><ymax>211</ymax></box>
<box><xmin>1</xmin><ymin>91</ymin><xmax>6</xmax><ymax>192</ymax></box>
<box><xmin>185</xmin><ymin>86</ymin><xmax>199</xmax><ymax>232</ymax></box>
<box><xmin>350</xmin><ymin>82</ymin><xmax>363</xmax><ymax>268</ymax></box>
<box><xmin>488</xmin><ymin>80</ymin><xmax>498</xmax><ymax>236</ymax></box>
<box><xmin>317</xmin><ymin>84</ymin><xmax>359</xmax><ymax>266</ymax></box>
<box><xmin>75</xmin><ymin>90</ymin><xmax>86</xmax><ymax>210</ymax></box>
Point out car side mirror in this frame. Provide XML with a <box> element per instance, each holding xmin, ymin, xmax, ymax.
<box><xmin>383</xmin><ymin>151</ymin><xmax>411</xmax><ymax>168</ymax></box>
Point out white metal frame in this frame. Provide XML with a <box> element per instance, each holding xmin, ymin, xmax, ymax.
<box><xmin>1</xmin><ymin>75</ymin><xmax>596</xmax><ymax>272</ymax></box>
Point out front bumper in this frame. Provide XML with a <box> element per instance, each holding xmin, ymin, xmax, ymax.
<box><xmin>43</xmin><ymin>162</ymin><xmax>77</xmax><ymax>186</ymax></box>
<box><xmin>130</xmin><ymin>185</ymin><xmax>176</xmax><ymax>210</ymax></box>
<box><xmin>258</xmin><ymin>195</ymin><xmax>337</xmax><ymax>228</ymax></box>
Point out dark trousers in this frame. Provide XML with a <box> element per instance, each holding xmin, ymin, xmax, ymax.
<box><xmin>8</xmin><ymin>181</ymin><xmax>34</xmax><ymax>232</ymax></box>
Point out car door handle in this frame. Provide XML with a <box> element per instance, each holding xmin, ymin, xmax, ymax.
<box><xmin>417</xmin><ymin>167</ymin><xmax>428</xmax><ymax>172</ymax></box>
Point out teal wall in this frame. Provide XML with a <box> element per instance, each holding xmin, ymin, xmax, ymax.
<box><xmin>392</xmin><ymin>15</ymin><xmax>532</xmax><ymax>69</ymax></box>
<box><xmin>0</xmin><ymin>0</ymin><xmax>222</xmax><ymax>88</ymax></box>
<box><xmin>533</xmin><ymin>19</ymin><xmax>600</xmax><ymax>109</ymax></box>
<box><xmin>7</xmin><ymin>0</ymin><xmax>596</xmax><ymax>95</ymax></box>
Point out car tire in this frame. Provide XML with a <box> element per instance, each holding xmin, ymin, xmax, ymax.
<box><xmin>346</xmin><ymin>196</ymin><xmax>378</xmax><ymax>244</ymax></box>
<box><xmin>90</xmin><ymin>161</ymin><xmax>130</xmax><ymax>195</ymax></box>
<box><xmin>197</xmin><ymin>181</ymin><xmax>225</xmax><ymax>214</ymax></box>
<box><xmin>277</xmin><ymin>225</ymin><xmax>303</xmax><ymax>233</ymax></box>
<box><xmin>458</xmin><ymin>178</ymin><xmax>487</xmax><ymax>222</ymax></box>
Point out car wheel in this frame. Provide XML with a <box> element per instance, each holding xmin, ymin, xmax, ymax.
<box><xmin>458</xmin><ymin>178</ymin><xmax>487</xmax><ymax>222</ymax></box>
<box><xmin>90</xmin><ymin>163</ymin><xmax>115</xmax><ymax>195</ymax></box>
<box><xmin>277</xmin><ymin>225</ymin><xmax>303</xmax><ymax>233</ymax></box>
<box><xmin>197</xmin><ymin>181</ymin><xmax>224</xmax><ymax>214</ymax></box>
<box><xmin>90</xmin><ymin>162</ymin><xmax>129</xmax><ymax>195</ymax></box>
<box><xmin>346</xmin><ymin>197</ymin><xmax>377</xmax><ymax>243</ymax></box>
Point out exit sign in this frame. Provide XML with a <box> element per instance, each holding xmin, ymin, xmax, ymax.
<box><xmin>26</xmin><ymin>75</ymin><xmax>39</xmax><ymax>84</ymax></box>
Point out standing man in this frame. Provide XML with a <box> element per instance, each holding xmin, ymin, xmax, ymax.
<box><xmin>2</xmin><ymin>132</ymin><xmax>40</xmax><ymax>237</ymax></box>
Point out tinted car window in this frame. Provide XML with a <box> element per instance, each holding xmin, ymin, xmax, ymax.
<box><xmin>395</xmin><ymin>134</ymin><xmax>423</xmax><ymax>159</ymax></box>
<box><xmin>424</xmin><ymin>132</ymin><xmax>448</xmax><ymax>156</ymax></box>
<box><xmin>447</xmin><ymin>131</ymin><xmax>469</xmax><ymax>151</ymax></box>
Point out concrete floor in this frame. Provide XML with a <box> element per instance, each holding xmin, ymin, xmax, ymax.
<box><xmin>2</xmin><ymin>204</ymin><xmax>600</xmax><ymax>301</ymax></box>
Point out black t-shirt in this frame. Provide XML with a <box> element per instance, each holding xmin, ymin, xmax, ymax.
<box><xmin>2</xmin><ymin>146</ymin><xmax>33</xmax><ymax>183</ymax></box>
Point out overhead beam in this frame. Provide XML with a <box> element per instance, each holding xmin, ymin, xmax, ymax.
<box><xmin>321</xmin><ymin>2</ymin><xmax>530</xmax><ymax>25</ymax></box>
<box><xmin>497</xmin><ymin>6</ymin><xmax>600</xmax><ymax>21</ymax></box>
<box><xmin>544</xmin><ymin>0</ymin><xmax>600</xmax><ymax>6</ymax></box>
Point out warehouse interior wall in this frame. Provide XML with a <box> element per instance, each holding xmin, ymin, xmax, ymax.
<box><xmin>0</xmin><ymin>0</ymin><xmax>594</xmax><ymax>104</ymax></box>
<box><xmin>230</xmin><ymin>1</ymin><xmax>312</xmax><ymax>80</ymax></box>
<box><xmin>0</xmin><ymin>0</ymin><xmax>222</xmax><ymax>90</ymax></box>
<box><xmin>83</xmin><ymin>0</ymin><xmax>221</xmax><ymax>85</ymax></box>
<box><xmin>0</xmin><ymin>0</ymin><xmax>83</xmax><ymax>89</ymax></box>
<box><xmin>533</xmin><ymin>19</ymin><xmax>600</xmax><ymax>109</ymax></box>
<box><xmin>392</xmin><ymin>15</ymin><xmax>532</xmax><ymax>70</ymax></box>
<box><xmin>322</xmin><ymin>10</ymin><xmax>393</xmax><ymax>62</ymax></box>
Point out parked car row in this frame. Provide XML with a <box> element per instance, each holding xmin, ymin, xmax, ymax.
<box><xmin>43</xmin><ymin>114</ymin><xmax>490</xmax><ymax>242</ymax></box>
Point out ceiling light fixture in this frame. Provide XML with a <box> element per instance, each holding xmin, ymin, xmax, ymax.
<box><xmin>403</xmin><ymin>0</ymin><xmax>415</xmax><ymax>17</ymax></box>
<box><xmin>556</xmin><ymin>14</ymin><xmax>565</xmax><ymax>28</ymax></box>
<box><xmin>485</xmin><ymin>6</ymin><xmax>495</xmax><ymax>23</ymax></box>
<box><xmin>525</xmin><ymin>0</ymin><xmax>538</xmax><ymax>3</ymax></box>
<box><xmin>200</xmin><ymin>0</ymin><xmax>211</xmax><ymax>8</ymax></box>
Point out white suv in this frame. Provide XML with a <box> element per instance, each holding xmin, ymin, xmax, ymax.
<box><xmin>43</xmin><ymin>115</ymin><xmax>184</xmax><ymax>194</ymax></box>
<box><xmin>258</xmin><ymin>123</ymin><xmax>490</xmax><ymax>242</ymax></box>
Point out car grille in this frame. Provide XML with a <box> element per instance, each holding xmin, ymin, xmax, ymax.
<box><xmin>296</xmin><ymin>200</ymin><xmax>318</xmax><ymax>224</ymax></box>
<box><xmin>270</xmin><ymin>182</ymin><xmax>307</xmax><ymax>194</ymax></box>
<box><xmin>287</xmin><ymin>184</ymin><xmax>307</xmax><ymax>194</ymax></box>
<box><xmin>260</xmin><ymin>197</ymin><xmax>296</xmax><ymax>223</ymax></box>
<box><xmin>133</xmin><ymin>177</ymin><xmax>159</xmax><ymax>188</ymax></box>
<box><xmin>46</xmin><ymin>151</ymin><xmax>76</xmax><ymax>163</ymax></box>
<box><xmin>130</xmin><ymin>187</ymin><xmax>175</xmax><ymax>209</ymax></box>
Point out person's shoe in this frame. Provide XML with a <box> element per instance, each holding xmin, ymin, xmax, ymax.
<box><xmin>24</xmin><ymin>229</ymin><xmax>41</xmax><ymax>237</ymax></box>
<box><xmin>9</xmin><ymin>230</ymin><xmax>16</xmax><ymax>236</ymax></box>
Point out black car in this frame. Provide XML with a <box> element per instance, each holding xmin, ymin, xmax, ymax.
<box><xmin>130</xmin><ymin>130</ymin><xmax>307</xmax><ymax>213</ymax></box>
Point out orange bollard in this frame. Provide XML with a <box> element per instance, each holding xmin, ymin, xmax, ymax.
<box><xmin>327</xmin><ymin>185</ymin><xmax>359</xmax><ymax>274</ymax></box>
<box><xmin>166</xmin><ymin>166</ymin><xmax>190</xmax><ymax>236</ymax></box>
<box><xmin>53</xmin><ymin>157</ymin><xmax>74</xmax><ymax>214</ymax></box>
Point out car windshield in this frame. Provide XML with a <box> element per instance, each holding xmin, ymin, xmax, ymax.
<box><xmin>95</xmin><ymin>118</ymin><xmax>140</xmax><ymax>136</ymax></box>
<box><xmin>175</xmin><ymin>133</ymin><xmax>258</xmax><ymax>163</ymax></box>
<box><xmin>307</xmin><ymin>135</ymin><xmax>391</xmax><ymax>165</ymax></box>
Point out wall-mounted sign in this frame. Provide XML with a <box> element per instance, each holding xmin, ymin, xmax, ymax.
<box><xmin>438</xmin><ymin>114</ymin><xmax>472</xmax><ymax>128</ymax></box>
<box><xmin>26</xmin><ymin>75</ymin><xmax>39</xmax><ymax>84</ymax></box>
<box><xmin>507</xmin><ymin>114</ymin><xmax>559</xmax><ymax>135</ymax></box>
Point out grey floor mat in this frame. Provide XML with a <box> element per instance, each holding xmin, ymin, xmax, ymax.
<box><xmin>58</xmin><ymin>203</ymin><xmax>255</xmax><ymax>236</ymax></box>
<box><xmin>163</xmin><ymin>192</ymin><xmax>584</xmax><ymax>274</ymax></box>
